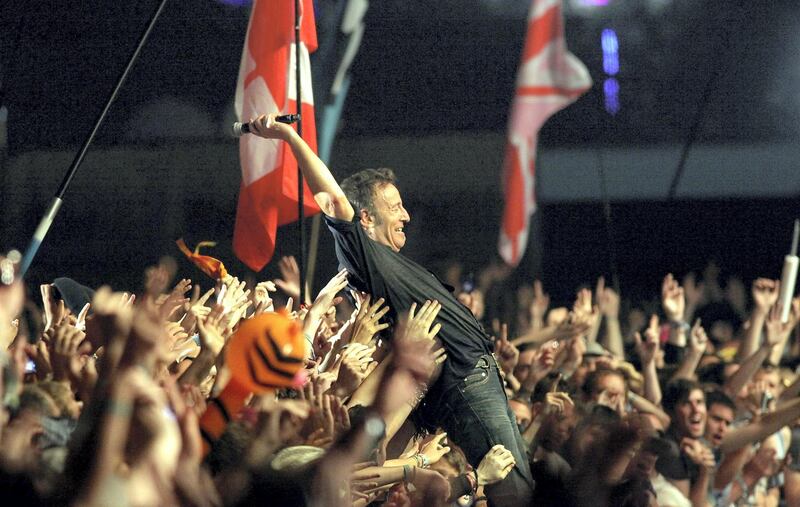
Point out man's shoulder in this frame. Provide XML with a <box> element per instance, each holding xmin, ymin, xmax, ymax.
<box><xmin>324</xmin><ymin>213</ymin><xmax>357</xmax><ymax>230</ymax></box>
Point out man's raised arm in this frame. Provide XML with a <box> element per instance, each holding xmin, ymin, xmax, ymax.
<box><xmin>250</xmin><ymin>113</ymin><xmax>354</xmax><ymax>221</ymax></box>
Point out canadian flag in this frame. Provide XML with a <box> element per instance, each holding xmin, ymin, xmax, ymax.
<box><xmin>498</xmin><ymin>0</ymin><xmax>591</xmax><ymax>267</ymax></box>
<box><xmin>233</xmin><ymin>0</ymin><xmax>320</xmax><ymax>272</ymax></box>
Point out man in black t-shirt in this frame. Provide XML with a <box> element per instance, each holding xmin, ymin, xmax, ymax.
<box><xmin>248</xmin><ymin>114</ymin><xmax>534</xmax><ymax>506</ymax></box>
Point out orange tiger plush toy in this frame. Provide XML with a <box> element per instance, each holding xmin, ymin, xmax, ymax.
<box><xmin>199</xmin><ymin>311</ymin><xmax>306</xmax><ymax>455</ymax></box>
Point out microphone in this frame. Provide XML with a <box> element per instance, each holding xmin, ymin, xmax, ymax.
<box><xmin>232</xmin><ymin>114</ymin><xmax>300</xmax><ymax>137</ymax></box>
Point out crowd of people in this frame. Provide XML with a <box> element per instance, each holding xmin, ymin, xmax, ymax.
<box><xmin>1</xmin><ymin>114</ymin><xmax>800</xmax><ymax>507</ymax></box>
<box><xmin>2</xmin><ymin>244</ymin><xmax>800</xmax><ymax>507</ymax></box>
<box><xmin>3</xmin><ymin>248</ymin><xmax>799</xmax><ymax>507</ymax></box>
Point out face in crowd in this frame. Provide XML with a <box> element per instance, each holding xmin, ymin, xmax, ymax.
<box><xmin>705</xmin><ymin>402</ymin><xmax>734</xmax><ymax>448</ymax></box>
<box><xmin>674</xmin><ymin>388</ymin><xmax>707</xmax><ymax>439</ymax></box>
<box><xmin>363</xmin><ymin>183</ymin><xmax>411</xmax><ymax>252</ymax></box>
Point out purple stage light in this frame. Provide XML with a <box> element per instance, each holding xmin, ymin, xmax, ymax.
<box><xmin>601</xmin><ymin>28</ymin><xmax>619</xmax><ymax>76</ymax></box>
<box><xmin>604</xmin><ymin>77</ymin><xmax>620</xmax><ymax>115</ymax></box>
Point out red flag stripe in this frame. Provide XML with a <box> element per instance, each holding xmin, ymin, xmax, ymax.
<box><xmin>522</xmin><ymin>5</ymin><xmax>561</xmax><ymax>62</ymax></box>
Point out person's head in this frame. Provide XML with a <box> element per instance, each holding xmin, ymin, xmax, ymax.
<box><xmin>431</xmin><ymin>446</ymin><xmax>468</xmax><ymax>479</ymax></box>
<box><xmin>662</xmin><ymin>379</ymin><xmax>706</xmax><ymax>439</ymax></box>
<box><xmin>537</xmin><ymin>401</ymin><xmax>576</xmax><ymax>453</ymax></box>
<box><xmin>340</xmin><ymin>168</ymin><xmax>410</xmax><ymax>251</ymax></box>
<box><xmin>509</xmin><ymin>399</ymin><xmax>532</xmax><ymax>430</ymax></box>
<box><xmin>704</xmin><ymin>390</ymin><xmax>735</xmax><ymax>448</ymax></box>
<box><xmin>582</xmin><ymin>368</ymin><xmax>627</xmax><ymax>404</ymax></box>
<box><xmin>753</xmin><ymin>365</ymin><xmax>782</xmax><ymax>396</ymax></box>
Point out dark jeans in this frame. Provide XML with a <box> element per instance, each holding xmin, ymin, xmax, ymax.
<box><xmin>425</xmin><ymin>354</ymin><xmax>534</xmax><ymax>507</ymax></box>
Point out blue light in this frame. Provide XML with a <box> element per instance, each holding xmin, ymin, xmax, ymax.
<box><xmin>601</xmin><ymin>28</ymin><xmax>619</xmax><ymax>76</ymax></box>
<box><xmin>604</xmin><ymin>78</ymin><xmax>620</xmax><ymax>115</ymax></box>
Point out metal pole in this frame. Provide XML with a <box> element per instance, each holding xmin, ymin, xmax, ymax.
<box><xmin>20</xmin><ymin>0</ymin><xmax>170</xmax><ymax>276</ymax></box>
<box><xmin>295</xmin><ymin>0</ymin><xmax>307</xmax><ymax>304</ymax></box>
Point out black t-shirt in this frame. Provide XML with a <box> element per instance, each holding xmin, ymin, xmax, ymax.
<box><xmin>325</xmin><ymin>215</ymin><xmax>493</xmax><ymax>381</ymax></box>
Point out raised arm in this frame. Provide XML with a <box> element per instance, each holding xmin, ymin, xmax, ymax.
<box><xmin>736</xmin><ymin>278</ymin><xmax>779</xmax><ymax>361</ymax></box>
<box><xmin>719</xmin><ymin>397</ymin><xmax>800</xmax><ymax>454</ymax></box>
<box><xmin>250</xmin><ymin>113</ymin><xmax>354</xmax><ymax>221</ymax></box>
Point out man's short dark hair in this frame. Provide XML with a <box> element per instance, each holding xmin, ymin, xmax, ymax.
<box><xmin>705</xmin><ymin>389</ymin><xmax>735</xmax><ymax>413</ymax></box>
<box><xmin>340</xmin><ymin>168</ymin><xmax>397</xmax><ymax>217</ymax></box>
<box><xmin>661</xmin><ymin>379</ymin><xmax>703</xmax><ymax>416</ymax></box>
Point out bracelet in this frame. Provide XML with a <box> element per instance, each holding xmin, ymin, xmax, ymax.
<box><xmin>402</xmin><ymin>464</ymin><xmax>411</xmax><ymax>483</ymax></box>
<box><xmin>474</xmin><ymin>495</ymin><xmax>488</xmax><ymax>505</ymax></box>
<box><xmin>669</xmin><ymin>320</ymin><xmax>690</xmax><ymax>332</ymax></box>
<box><xmin>412</xmin><ymin>453</ymin><xmax>430</xmax><ymax>468</ymax></box>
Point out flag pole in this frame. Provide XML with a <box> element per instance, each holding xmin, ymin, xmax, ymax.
<box><xmin>294</xmin><ymin>0</ymin><xmax>307</xmax><ymax>304</ymax></box>
<box><xmin>19</xmin><ymin>0</ymin><xmax>170</xmax><ymax>277</ymax></box>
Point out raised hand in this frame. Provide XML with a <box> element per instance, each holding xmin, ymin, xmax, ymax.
<box><xmin>529</xmin><ymin>280</ymin><xmax>550</xmax><ymax>327</ymax></box>
<box><xmin>661</xmin><ymin>273</ymin><xmax>685</xmax><ymax>322</ymax></box>
<box><xmin>181</xmin><ymin>285</ymin><xmax>215</xmax><ymax>335</ymax></box>
<box><xmin>84</xmin><ymin>286</ymin><xmax>134</xmax><ymax>349</ymax></box>
<box><xmin>248</xmin><ymin>397</ymin><xmax>311</xmax><ymax>466</ymax></box>
<box><xmin>765</xmin><ymin>298</ymin><xmax>800</xmax><ymax>346</ymax></box>
<box><xmin>350</xmin><ymin>295</ymin><xmax>391</xmax><ymax>345</ymax></box>
<box><xmin>634</xmin><ymin>315</ymin><xmax>660</xmax><ymax>366</ymax></box>
<box><xmin>41</xmin><ymin>283</ymin><xmax>67</xmax><ymax>332</ymax></box>
<box><xmin>752</xmin><ymin>278</ymin><xmax>780</xmax><ymax>316</ymax></box>
<box><xmin>596</xmin><ymin>277</ymin><xmax>620</xmax><ymax>319</ymax></box>
<box><xmin>217</xmin><ymin>277</ymin><xmax>252</xmax><ymax>332</ymax></box>
<box><xmin>476</xmin><ymin>445</ymin><xmax>516</xmax><ymax>486</ymax></box>
<box><xmin>254</xmin><ymin>280</ymin><xmax>277</xmax><ymax>313</ymax></box>
<box><xmin>680</xmin><ymin>438</ymin><xmax>715</xmax><ymax>469</ymax></box>
<box><xmin>158</xmin><ymin>278</ymin><xmax>192</xmax><ymax>320</ymax></box>
<box><xmin>195</xmin><ymin>305</ymin><xmax>226</xmax><ymax>357</ymax></box>
<box><xmin>45</xmin><ymin>320</ymin><xmax>89</xmax><ymax>383</ymax></box>
<box><xmin>332</xmin><ymin>343</ymin><xmax>376</xmax><ymax>397</ymax></box>
<box><xmin>526</xmin><ymin>342</ymin><xmax>557</xmax><ymax>388</ymax></box>
<box><xmin>597</xmin><ymin>389</ymin><xmax>626</xmax><ymax>416</ymax></box>
<box><xmin>273</xmin><ymin>256</ymin><xmax>302</xmax><ymax>301</ymax></box>
<box><xmin>248</xmin><ymin>113</ymin><xmax>297</xmax><ymax>141</ymax></box>
<box><xmin>401</xmin><ymin>300</ymin><xmax>442</xmax><ymax>342</ymax></box>
<box><xmin>544</xmin><ymin>391</ymin><xmax>574</xmax><ymax>415</ymax></box>
<box><xmin>494</xmin><ymin>323</ymin><xmax>519</xmax><ymax>376</ymax></box>
<box><xmin>312</xmin><ymin>269</ymin><xmax>349</xmax><ymax>315</ymax></box>
<box><xmin>419</xmin><ymin>432</ymin><xmax>451</xmax><ymax>466</ymax></box>
<box><xmin>572</xmin><ymin>288</ymin><xmax>597</xmax><ymax>324</ymax></box>
<box><xmin>689</xmin><ymin>319</ymin><xmax>709</xmax><ymax>355</ymax></box>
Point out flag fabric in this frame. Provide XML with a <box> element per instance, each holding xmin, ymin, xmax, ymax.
<box><xmin>233</xmin><ymin>0</ymin><xmax>320</xmax><ymax>272</ymax></box>
<box><xmin>498</xmin><ymin>0</ymin><xmax>592</xmax><ymax>267</ymax></box>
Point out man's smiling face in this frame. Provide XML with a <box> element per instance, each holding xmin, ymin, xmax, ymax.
<box><xmin>364</xmin><ymin>183</ymin><xmax>410</xmax><ymax>252</ymax></box>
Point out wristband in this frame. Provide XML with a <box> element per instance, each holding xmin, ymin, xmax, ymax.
<box><xmin>669</xmin><ymin>320</ymin><xmax>690</xmax><ymax>332</ymax></box>
<box><xmin>107</xmin><ymin>400</ymin><xmax>133</xmax><ymax>417</ymax></box>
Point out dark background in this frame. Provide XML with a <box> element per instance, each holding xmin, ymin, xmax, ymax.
<box><xmin>1</xmin><ymin>0</ymin><xmax>799</xmax><ymax>309</ymax></box>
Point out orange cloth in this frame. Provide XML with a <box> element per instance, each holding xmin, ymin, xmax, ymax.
<box><xmin>176</xmin><ymin>239</ymin><xmax>228</xmax><ymax>281</ymax></box>
<box><xmin>199</xmin><ymin>311</ymin><xmax>306</xmax><ymax>456</ymax></box>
